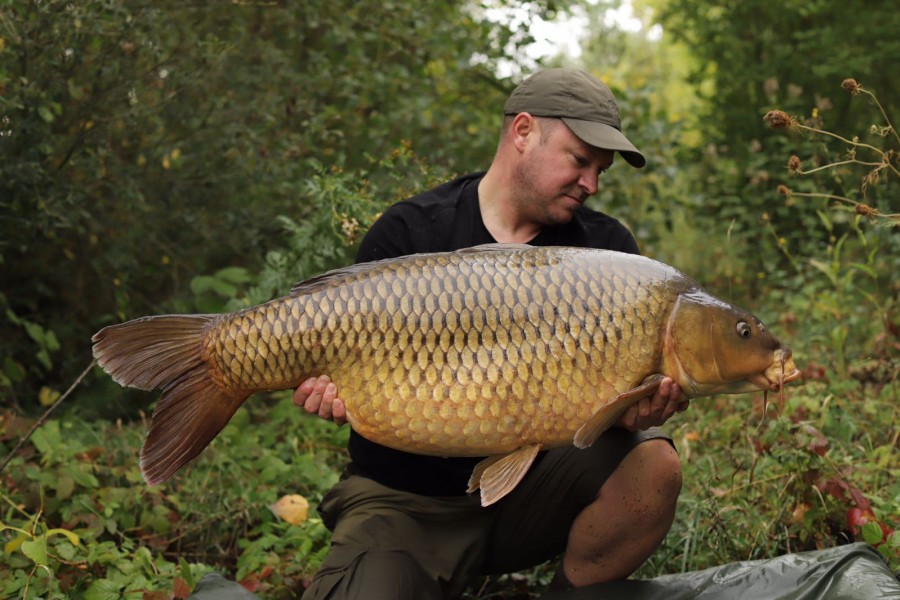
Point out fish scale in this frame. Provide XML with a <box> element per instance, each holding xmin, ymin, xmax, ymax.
<box><xmin>92</xmin><ymin>244</ymin><xmax>799</xmax><ymax>505</ymax></box>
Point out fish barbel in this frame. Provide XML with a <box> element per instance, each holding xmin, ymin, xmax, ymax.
<box><xmin>92</xmin><ymin>244</ymin><xmax>800</xmax><ymax>505</ymax></box>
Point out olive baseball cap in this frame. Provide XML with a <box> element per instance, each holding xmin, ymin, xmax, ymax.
<box><xmin>504</xmin><ymin>68</ymin><xmax>646</xmax><ymax>168</ymax></box>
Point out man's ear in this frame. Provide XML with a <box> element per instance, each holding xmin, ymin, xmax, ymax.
<box><xmin>510</xmin><ymin>112</ymin><xmax>536</xmax><ymax>153</ymax></box>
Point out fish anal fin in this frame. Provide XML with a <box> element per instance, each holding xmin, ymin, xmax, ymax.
<box><xmin>469</xmin><ymin>444</ymin><xmax>542</xmax><ymax>507</ymax></box>
<box><xmin>142</xmin><ymin>370</ymin><xmax>247</xmax><ymax>485</ymax></box>
<box><xmin>573</xmin><ymin>375</ymin><xmax>665</xmax><ymax>449</ymax></box>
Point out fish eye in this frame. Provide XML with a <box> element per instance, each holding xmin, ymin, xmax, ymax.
<box><xmin>736</xmin><ymin>321</ymin><xmax>752</xmax><ymax>339</ymax></box>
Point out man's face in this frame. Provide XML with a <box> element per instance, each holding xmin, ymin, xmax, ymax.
<box><xmin>511</xmin><ymin>118</ymin><xmax>615</xmax><ymax>226</ymax></box>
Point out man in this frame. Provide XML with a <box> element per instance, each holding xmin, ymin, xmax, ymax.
<box><xmin>295</xmin><ymin>68</ymin><xmax>687</xmax><ymax>599</ymax></box>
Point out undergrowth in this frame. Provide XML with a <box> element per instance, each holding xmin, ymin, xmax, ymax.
<box><xmin>1</xmin><ymin>392</ymin><xmax>347</xmax><ymax>599</ymax></box>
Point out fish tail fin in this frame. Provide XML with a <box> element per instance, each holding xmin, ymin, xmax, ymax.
<box><xmin>92</xmin><ymin>315</ymin><xmax>247</xmax><ymax>484</ymax></box>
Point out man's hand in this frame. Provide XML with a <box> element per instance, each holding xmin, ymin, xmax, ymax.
<box><xmin>293</xmin><ymin>375</ymin><xmax>347</xmax><ymax>426</ymax></box>
<box><xmin>616</xmin><ymin>377</ymin><xmax>688</xmax><ymax>431</ymax></box>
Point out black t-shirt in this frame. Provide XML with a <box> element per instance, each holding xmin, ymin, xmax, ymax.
<box><xmin>346</xmin><ymin>172</ymin><xmax>640</xmax><ymax>496</ymax></box>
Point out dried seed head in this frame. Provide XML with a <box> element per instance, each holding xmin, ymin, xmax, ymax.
<box><xmin>777</xmin><ymin>184</ymin><xmax>792</xmax><ymax>197</ymax></box>
<box><xmin>764</xmin><ymin>110</ymin><xmax>792</xmax><ymax>130</ymax></box>
<box><xmin>855</xmin><ymin>203</ymin><xmax>877</xmax><ymax>217</ymax></box>
<box><xmin>788</xmin><ymin>155</ymin><xmax>802</xmax><ymax>172</ymax></box>
<box><xmin>841</xmin><ymin>79</ymin><xmax>861</xmax><ymax>95</ymax></box>
<box><xmin>340</xmin><ymin>215</ymin><xmax>360</xmax><ymax>245</ymax></box>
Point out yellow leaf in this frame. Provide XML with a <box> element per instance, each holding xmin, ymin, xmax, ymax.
<box><xmin>38</xmin><ymin>387</ymin><xmax>60</xmax><ymax>407</ymax></box>
<box><xmin>47</xmin><ymin>528</ymin><xmax>80</xmax><ymax>546</ymax></box>
<box><xmin>4</xmin><ymin>534</ymin><xmax>28</xmax><ymax>554</ymax></box>
<box><xmin>270</xmin><ymin>494</ymin><xmax>309</xmax><ymax>525</ymax></box>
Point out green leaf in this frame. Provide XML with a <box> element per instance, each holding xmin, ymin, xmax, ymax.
<box><xmin>190</xmin><ymin>274</ymin><xmax>237</xmax><ymax>298</ymax></box>
<box><xmin>861</xmin><ymin>521</ymin><xmax>884</xmax><ymax>545</ymax></box>
<box><xmin>179</xmin><ymin>556</ymin><xmax>196</xmax><ymax>588</ymax></box>
<box><xmin>30</xmin><ymin>421</ymin><xmax>62</xmax><ymax>458</ymax></box>
<box><xmin>216</xmin><ymin>266</ymin><xmax>251</xmax><ymax>284</ymax></box>
<box><xmin>887</xmin><ymin>531</ymin><xmax>900</xmax><ymax>549</ymax></box>
<box><xmin>21</xmin><ymin>535</ymin><xmax>48</xmax><ymax>565</ymax></box>
<box><xmin>56</xmin><ymin>474</ymin><xmax>75</xmax><ymax>499</ymax></box>
<box><xmin>69</xmin><ymin>465</ymin><xmax>100</xmax><ymax>488</ymax></box>
<box><xmin>84</xmin><ymin>578</ymin><xmax>125</xmax><ymax>600</ymax></box>
<box><xmin>56</xmin><ymin>540</ymin><xmax>78</xmax><ymax>562</ymax></box>
<box><xmin>37</xmin><ymin>105</ymin><xmax>55</xmax><ymax>123</ymax></box>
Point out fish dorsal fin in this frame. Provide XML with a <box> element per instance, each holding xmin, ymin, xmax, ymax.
<box><xmin>468</xmin><ymin>443</ymin><xmax>543</xmax><ymax>507</ymax></box>
<box><xmin>289</xmin><ymin>263</ymin><xmax>375</xmax><ymax>296</ymax></box>
<box><xmin>289</xmin><ymin>244</ymin><xmax>534</xmax><ymax>296</ymax></box>
<box><xmin>573</xmin><ymin>375</ymin><xmax>664</xmax><ymax>449</ymax></box>
<box><xmin>456</xmin><ymin>243</ymin><xmax>533</xmax><ymax>254</ymax></box>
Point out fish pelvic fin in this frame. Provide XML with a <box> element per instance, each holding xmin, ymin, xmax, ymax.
<box><xmin>573</xmin><ymin>375</ymin><xmax>664</xmax><ymax>449</ymax></box>
<box><xmin>468</xmin><ymin>444</ymin><xmax>542</xmax><ymax>507</ymax></box>
<box><xmin>92</xmin><ymin>315</ymin><xmax>247</xmax><ymax>485</ymax></box>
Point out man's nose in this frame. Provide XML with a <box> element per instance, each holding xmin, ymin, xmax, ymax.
<box><xmin>578</xmin><ymin>172</ymin><xmax>598</xmax><ymax>196</ymax></box>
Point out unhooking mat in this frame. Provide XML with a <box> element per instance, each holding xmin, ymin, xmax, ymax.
<box><xmin>188</xmin><ymin>542</ymin><xmax>900</xmax><ymax>599</ymax></box>
<box><xmin>541</xmin><ymin>543</ymin><xmax>900</xmax><ymax>600</ymax></box>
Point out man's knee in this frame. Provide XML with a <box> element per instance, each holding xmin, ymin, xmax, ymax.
<box><xmin>303</xmin><ymin>549</ymin><xmax>441</xmax><ymax>600</ymax></box>
<box><xmin>561</xmin><ymin>440</ymin><xmax>682</xmax><ymax>584</ymax></box>
<box><xmin>622</xmin><ymin>438</ymin><xmax>682</xmax><ymax>503</ymax></box>
<box><xmin>643</xmin><ymin>439</ymin><xmax>682</xmax><ymax>499</ymax></box>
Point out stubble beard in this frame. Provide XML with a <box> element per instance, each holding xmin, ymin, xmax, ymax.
<box><xmin>511</xmin><ymin>158</ymin><xmax>578</xmax><ymax>228</ymax></box>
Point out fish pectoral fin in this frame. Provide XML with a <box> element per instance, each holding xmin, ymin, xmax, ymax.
<box><xmin>573</xmin><ymin>375</ymin><xmax>665</xmax><ymax>449</ymax></box>
<box><xmin>468</xmin><ymin>444</ymin><xmax>543</xmax><ymax>507</ymax></box>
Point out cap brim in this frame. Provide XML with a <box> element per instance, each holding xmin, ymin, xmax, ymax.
<box><xmin>562</xmin><ymin>117</ymin><xmax>646</xmax><ymax>168</ymax></box>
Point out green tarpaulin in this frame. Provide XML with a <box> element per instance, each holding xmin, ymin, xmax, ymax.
<box><xmin>188</xmin><ymin>543</ymin><xmax>899</xmax><ymax>599</ymax></box>
<box><xmin>542</xmin><ymin>543</ymin><xmax>900</xmax><ymax>600</ymax></box>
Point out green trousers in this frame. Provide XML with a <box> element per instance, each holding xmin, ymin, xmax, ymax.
<box><xmin>304</xmin><ymin>427</ymin><xmax>669</xmax><ymax>600</ymax></box>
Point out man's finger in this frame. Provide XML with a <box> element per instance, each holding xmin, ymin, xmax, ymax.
<box><xmin>332</xmin><ymin>398</ymin><xmax>347</xmax><ymax>426</ymax></box>
<box><xmin>318</xmin><ymin>382</ymin><xmax>337</xmax><ymax>418</ymax></box>
<box><xmin>293</xmin><ymin>377</ymin><xmax>318</xmax><ymax>407</ymax></box>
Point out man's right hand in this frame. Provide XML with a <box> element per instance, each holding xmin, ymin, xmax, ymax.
<box><xmin>293</xmin><ymin>375</ymin><xmax>347</xmax><ymax>426</ymax></box>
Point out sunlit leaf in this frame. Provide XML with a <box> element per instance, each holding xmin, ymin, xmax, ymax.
<box><xmin>270</xmin><ymin>494</ymin><xmax>309</xmax><ymax>525</ymax></box>
<box><xmin>4</xmin><ymin>533</ymin><xmax>29</xmax><ymax>555</ymax></box>
<box><xmin>39</xmin><ymin>386</ymin><xmax>61</xmax><ymax>406</ymax></box>
<box><xmin>47</xmin><ymin>527</ymin><xmax>81</xmax><ymax>546</ymax></box>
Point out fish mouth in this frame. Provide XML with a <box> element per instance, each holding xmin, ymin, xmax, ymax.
<box><xmin>746</xmin><ymin>348</ymin><xmax>801</xmax><ymax>391</ymax></box>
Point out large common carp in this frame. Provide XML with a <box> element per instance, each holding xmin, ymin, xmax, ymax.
<box><xmin>92</xmin><ymin>244</ymin><xmax>799</xmax><ymax>506</ymax></box>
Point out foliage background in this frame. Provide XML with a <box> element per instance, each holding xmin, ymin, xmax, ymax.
<box><xmin>1</xmin><ymin>0</ymin><xmax>897</xmax><ymax>597</ymax></box>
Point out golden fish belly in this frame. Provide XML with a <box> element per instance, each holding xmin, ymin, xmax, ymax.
<box><xmin>205</xmin><ymin>246</ymin><xmax>682</xmax><ymax>456</ymax></box>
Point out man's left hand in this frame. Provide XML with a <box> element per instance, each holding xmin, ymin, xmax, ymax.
<box><xmin>616</xmin><ymin>376</ymin><xmax>688</xmax><ymax>431</ymax></box>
